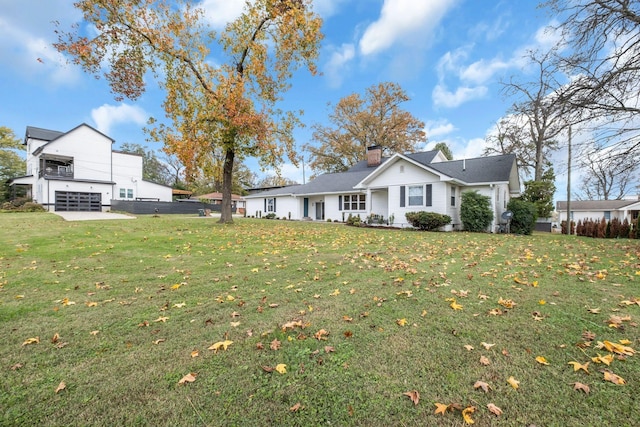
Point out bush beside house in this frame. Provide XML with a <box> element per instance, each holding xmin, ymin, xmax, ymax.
<box><xmin>405</xmin><ymin>211</ymin><xmax>451</xmax><ymax>231</ymax></box>
<box><xmin>460</xmin><ymin>191</ymin><xmax>493</xmax><ymax>232</ymax></box>
<box><xmin>507</xmin><ymin>198</ymin><xmax>537</xmax><ymax>235</ymax></box>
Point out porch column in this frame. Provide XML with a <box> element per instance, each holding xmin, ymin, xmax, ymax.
<box><xmin>367</xmin><ymin>188</ymin><xmax>372</xmax><ymax>215</ymax></box>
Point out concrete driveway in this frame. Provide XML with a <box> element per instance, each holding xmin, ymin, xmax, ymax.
<box><xmin>53</xmin><ymin>211</ymin><xmax>136</xmax><ymax>221</ymax></box>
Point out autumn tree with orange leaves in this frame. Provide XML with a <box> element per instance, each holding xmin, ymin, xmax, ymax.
<box><xmin>305</xmin><ymin>82</ymin><xmax>426</xmax><ymax>175</ymax></box>
<box><xmin>55</xmin><ymin>0</ymin><xmax>323</xmax><ymax>223</ymax></box>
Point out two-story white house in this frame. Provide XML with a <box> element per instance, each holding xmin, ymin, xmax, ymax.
<box><xmin>9</xmin><ymin>124</ymin><xmax>172</xmax><ymax>211</ymax></box>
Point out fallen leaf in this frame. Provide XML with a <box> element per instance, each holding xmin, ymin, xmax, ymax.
<box><xmin>55</xmin><ymin>381</ymin><xmax>66</xmax><ymax>394</ymax></box>
<box><xmin>480</xmin><ymin>356</ymin><xmax>491</xmax><ymax>366</ymax></box>
<box><xmin>178</xmin><ymin>373</ymin><xmax>196</xmax><ymax>385</ymax></box>
<box><xmin>535</xmin><ymin>356</ymin><xmax>550</xmax><ymax>365</ymax></box>
<box><xmin>85</xmin><ymin>301</ymin><xmax>98</xmax><ymax>307</ymax></box>
<box><xmin>51</xmin><ymin>333</ymin><xmax>60</xmax><ymax>343</ymax></box>
<box><xmin>572</xmin><ymin>382</ymin><xmax>590</xmax><ymax>394</ymax></box>
<box><xmin>603</xmin><ymin>371</ymin><xmax>626</xmax><ymax>385</ymax></box>
<box><xmin>587</xmin><ymin>308</ymin><xmax>601</xmax><ymax>314</ymax></box>
<box><xmin>396</xmin><ymin>318</ymin><xmax>407</xmax><ymax>327</ymax></box>
<box><xmin>275</xmin><ymin>363</ymin><xmax>287</xmax><ymax>374</ymax></box>
<box><xmin>22</xmin><ymin>337</ymin><xmax>39</xmax><ymax>346</ymax></box>
<box><xmin>487</xmin><ymin>403</ymin><xmax>502</xmax><ymax>416</ymax></box>
<box><xmin>462</xmin><ymin>406</ymin><xmax>475</xmax><ymax>425</ymax></box>
<box><xmin>173</xmin><ymin>302</ymin><xmax>186</xmax><ymax>308</ymax></box>
<box><xmin>261</xmin><ymin>365</ymin><xmax>274</xmax><ymax>373</ymax></box>
<box><xmin>270</xmin><ymin>339</ymin><xmax>281</xmax><ymax>350</ymax></box>
<box><xmin>450</xmin><ymin>300</ymin><xmax>463</xmax><ymax>310</ymax></box>
<box><xmin>507</xmin><ymin>376</ymin><xmax>520</xmax><ymax>390</ymax></box>
<box><xmin>289</xmin><ymin>402</ymin><xmax>302</xmax><ymax>412</ymax></box>
<box><xmin>403</xmin><ymin>390</ymin><xmax>420</xmax><ymax>405</ymax></box>
<box><xmin>464</xmin><ymin>345</ymin><xmax>474</xmax><ymax>351</ymax></box>
<box><xmin>598</xmin><ymin>340</ymin><xmax>635</xmax><ymax>356</ymax></box>
<box><xmin>592</xmin><ymin>353</ymin><xmax>614</xmax><ymax>366</ymax></box>
<box><xmin>153</xmin><ymin>339</ymin><xmax>166</xmax><ymax>345</ymax></box>
<box><xmin>90</xmin><ymin>330</ymin><xmax>100</xmax><ymax>336</ymax></box>
<box><xmin>474</xmin><ymin>380</ymin><xmax>490</xmax><ymax>393</ymax></box>
<box><xmin>568</xmin><ymin>361</ymin><xmax>590</xmax><ymax>373</ymax></box>
<box><xmin>434</xmin><ymin>402</ymin><xmax>449</xmax><ymax>415</ymax></box>
<box><xmin>190</xmin><ymin>350</ymin><xmax>199</xmax><ymax>358</ymax></box>
<box><xmin>10</xmin><ymin>363</ymin><xmax>23</xmax><ymax>370</ymax></box>
<box><xmin>208</xmin><ymin>340</ymin><xmax>233</xmax><ymax>352</ymax></box>
<box><xmin>314</xmin><ymin>329</ymin><xmax>329</xmax><ymax>340</ymax></box>
<box><xmin>324</xmin><ymin>346</ymin><xmax>335</xmax><ymax>353</ymax></box>
<box><xmin>481</xmin><ymin>342</ymin><xmax>495</xmax><ymax>350</ymax></box>
<box><xmin>154</xmin><ymin>316</ymin><xmax>169</xmax><ymax>323</ymax></box>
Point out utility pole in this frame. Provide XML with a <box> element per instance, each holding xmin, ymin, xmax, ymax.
<box><xmin>566</xmin><ymin>125</ymin><xmax>572</xmax><ymax>234</ymax></box>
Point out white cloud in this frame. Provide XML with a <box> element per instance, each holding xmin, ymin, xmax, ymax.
<box><xmin>198</xmin><ymin>0</ymin><xmax>247</xmax><ymax>28</ymax></box>
<box><xmin>460</xmin><ymin>137</ymin><xmax>487</xmax><ymax>159</ymax></box>
<box><xmin>425</xmin><ymin>119</ymin><xmax>456</xmax><ymax>138</ymax></box>
<box><xmin>432</xmin><ymin>84</ymin><xmax>487</xmax><ymax>109</ymax></box>
<box><xmin>312</xmin><ymin>0</ymin><xmax>349</xmax><ymax>18</ymax></box>
<box><xmin>0</xmin><ymin>2</ymin><xmax>83</xmax><ymax>86</ymax></box>
<box><xmin>359</xmin><ymin>0</ymin><xmax>458</xmax><ymax>56</ymax></box>
<box><xmin>323</xmin><ymin>43</ymin><xmax>355</xmax><ymax>88</ymax></box>
<box><xmin>91</xmin><ymin>104</ymin><xmax>148</xmax><ymax>136</ymax></box>
<box><xmin>459</xmin><ymin>58</ymin><xmax>510</xmax><ymax>85</ymax></box>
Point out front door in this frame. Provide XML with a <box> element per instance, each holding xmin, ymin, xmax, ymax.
<box><xmin>315</xmin><ymin>201</ymin><xmax>324</xmax><ymax>220</ymax></box>
<box><xmin>303</xmin><ymin>198</ymin><xmax>309</xmax><ymax>217</ymax></box>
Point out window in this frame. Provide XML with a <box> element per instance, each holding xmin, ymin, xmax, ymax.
<box><xmin>408</xmin><ymin>186</ymin><xmax>423</xmax><ymax>206</ymax></box>
<box><xmin>127</xmin><ymin>189</ymin><xmax>134</xmax><ymax>199</ymax></box>
<box><xmin>119</xmin><ymin>188</ymin><xmax>126</xmax><ymax>198</ymax></box>
<box><xmin>341</xmin><ymin>194</ymin><xmax>366</xmax><ymax>211</ymax></box>
<box><xmin>450</xmin><ymin>186</ymin><xmax>456</xmax><ymax>207</ymax></box>
<box><xmin>604</xmin><ymin>211</ymin><xmax>611</xmax><ymax>220</ymax></box>
<box><xmin>266</xmin><ymin>198</ymin><xmax>275</xmax><ymax>212</ymax></box>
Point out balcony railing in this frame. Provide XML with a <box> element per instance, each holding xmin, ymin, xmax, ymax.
<box><xmin>40</xmin><ymin>165</ymin><xmax>74</xmax><ymax>179</ymax></box>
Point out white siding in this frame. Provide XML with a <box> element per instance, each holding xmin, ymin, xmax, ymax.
<box><xmin>44</xmin><ymin>126</ymin><xmax>113</xmax><ymax>182</ymax></box>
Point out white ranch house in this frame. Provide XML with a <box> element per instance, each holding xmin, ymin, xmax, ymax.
<box><xmin>556</xmin><ymin>200</ymin><xmax>640</xmax><ymax>225</ymax></box>
<box><xmin>10</xmin><ymin>124</ymin><xmax>172</xmax><ymax>211</ymax></box>
<box><xmin>245</xmin><ymin>146</ymin><xmax>521</xmax><ymax>231</ymax></box>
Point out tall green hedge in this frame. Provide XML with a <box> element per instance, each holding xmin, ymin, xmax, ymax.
<box><xmin>507</xmin><ymin>198</ymin><xmax>537</xmax><ymax>235</ymax></box>
<box><xmin>460</xmin><ymin>191</ymin><xmax>493</xmax><ymax>232</ymax></box>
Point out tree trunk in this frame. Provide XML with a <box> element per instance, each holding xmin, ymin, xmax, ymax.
<box><xmin>218</xmin><ymin>147</ymin><xmax>235</xmax><ymax>224</ymax></box>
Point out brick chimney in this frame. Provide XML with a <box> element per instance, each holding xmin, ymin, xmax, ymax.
<box><xmin>367</xmin><ymin>145</ymin><xmax>382</xmax><ymax>167</ymax></box>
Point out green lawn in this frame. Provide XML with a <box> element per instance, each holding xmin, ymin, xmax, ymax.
<box><xmin>1</xmin><ymin>213</ymin><xmax>638</xmax><ymax>426</ymax></box>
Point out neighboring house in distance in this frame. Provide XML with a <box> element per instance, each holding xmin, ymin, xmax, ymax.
<box><xmin>245</xmin><ymin>146</ymin><xmax>521</xmax><ymax>231</ymax></box>
<box><xmin>192</xmin><ymin>192</ymin><xmax>246</xmax><ymax>215</ymax></box>
<box><xmin>9</xmin><ymin>124</ymin><xmax>172</xmax><ymax>211</ymax></box>
<box><xmin>556</xmin><ymin>200</ymin><xmax>640</xmax><ymax>224</ymax></box>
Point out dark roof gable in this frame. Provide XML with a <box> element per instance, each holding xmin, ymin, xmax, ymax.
<box><xmin>25</xmin><ymin>126</ymin><xmax>64</xmax><ymax>144</ymax></box>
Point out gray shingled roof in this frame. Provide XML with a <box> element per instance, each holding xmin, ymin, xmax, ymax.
<box><xmin>556</xmin><ymin>200</ymin><xmax>638</xmax><ymax>211</ymax></box>
<box><xmin>25</xmin><ymin>126</ymin><xmax>64</xmax><ymax>143</ymax></box>
<box><xmin>426</xmin><ymin>154</ymin><xmax>517</xmax><ymax>183</ymax></box>
<box><xmin>246</xmin><ymin>152</ymin><xmax>517</xmax><ymax>198</ymax></box>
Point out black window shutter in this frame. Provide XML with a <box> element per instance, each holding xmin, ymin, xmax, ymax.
<box><xmin>274</xmin><ymin>198</ymin><xmax>276</xmax><ymax>211</ymax></box>
<box><xmin>338</xmin><ymin>195</ymin><xmax>342</xmax><ymax>211</ymax></box>
<box><xmin>264</xmin><ymin>199</ymin><xmax>267</xmax><ymax>211</ymax></box>
<box><xmin>400</xmin><ymin>186</ymin><xmax>405</xmax><ymax>207</ymax></box>
<box><xmin>426</xmin><ymin>184</ymin><xmax>432</xmax><ymax>206</ymax></box>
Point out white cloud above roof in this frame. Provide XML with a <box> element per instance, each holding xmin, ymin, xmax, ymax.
<box><xmin>91</xmin><ymin>104</ymin><xmax>148</xmax><ymax>136</ymax></box>
<box><xmin>359</xmin><ymin>0</ymin><xmax>458</xmax><ymax>56</ymax></box>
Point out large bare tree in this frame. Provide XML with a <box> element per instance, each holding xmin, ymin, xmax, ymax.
<box><xmin>485</xmin><ymin>50</ymin><xmax>570</xmax><ymax>181</ymax></box>
<box><xmin>545</xmin><ymin>0</ymin><xmax>640</xmax><ymax>157</ymax></box>
<box><xmin>305</xmin><ymin>82</ymin><xmax>426</xmax><ymax>175</ymax></box>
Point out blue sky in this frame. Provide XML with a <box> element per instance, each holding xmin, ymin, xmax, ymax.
<box><xmin>1</xmin><ymin>0</ymin><xmax>569</xmax><ymax>193</ymax></box>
